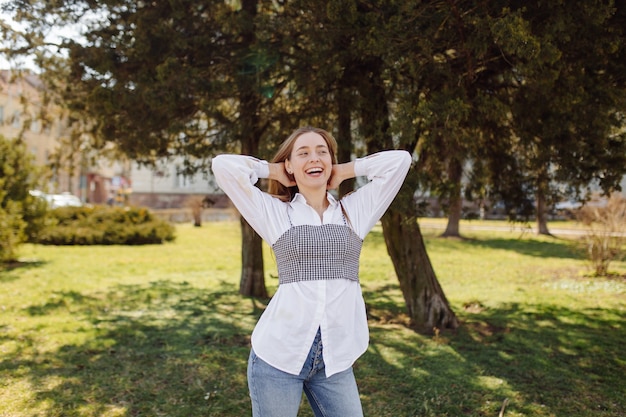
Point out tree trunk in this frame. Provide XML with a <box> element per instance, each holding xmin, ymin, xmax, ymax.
<box><xmin>237</xmin><ymin>0</ymin><xmax>267</xmax><ymax>298</ymax></box>
<box><xmin>237</xmin><ymin>149</ymin><xmax>267</xmax><ymax>297</ymax></box>
<box><xmin>358</xmin><ymin>58</ymin><xmax>458</xmax><ymax>332</ymax></box>
<box><xmin>442</xmin><ymin>157</ymin><xmax>463</xmax><ymax>238</ymax></box>
<box><xmin>337</xmin><ymin>84</ymin><xmax>355</xmax><ymax>198</ymax></box>
<box><xmin>536</xmin><ymin>193</ymin><xmax>550</xmax><ymax>235</ymax></box>
<box><xmin>239</xmin><ymin>217</ymin><xmax>268</xmax><ymax>298</ymax></box>
<box><xmin>536</xmin><ymin>169</ymin><xmax>551</xmax><ymax>235</ymax></box>
<box><xmin>237</xmin><ymin>111</ymin><xmax>267</xmax><ymax>297</ymax></box>
<box><xmin>382</xmin><ymin>209</ymin><xmax>459</xmax><ymax>332</ymax></box>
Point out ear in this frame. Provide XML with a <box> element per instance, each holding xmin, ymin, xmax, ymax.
<box><xmin>285</xmin><ymin>159</ymin><xmax>293</xmax><ymax>175</ymax></box>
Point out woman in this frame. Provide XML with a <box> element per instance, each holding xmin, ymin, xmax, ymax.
<box><xmin>212</xmin><ymin>126</ymin><xmax>411</xmax><ymax>417</ymax></box>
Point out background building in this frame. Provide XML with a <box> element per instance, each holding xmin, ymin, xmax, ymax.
<box><xmin>1</xmin><ymin>70</ymin><xmax>223</xmax><ymax>210</ymax></box>
<box><xmin>0</xmin><ymin>70</ymin><xmax>78</xmax><ymax>193</ymax></box>
<box><xmin>129</xmin><ymin>160</ymin><xmax>224</xmax><ymax>209</ymax></box>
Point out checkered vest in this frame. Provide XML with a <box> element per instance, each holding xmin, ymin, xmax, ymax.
<box><xmin>272</xmin><ymin>223</ymin><xmax>363</xmax><ymax>285</ymax></box>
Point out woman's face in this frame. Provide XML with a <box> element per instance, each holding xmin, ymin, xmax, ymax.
<box><xmin>285</xmin><ymin>132</ymin><xmax>333</xmax><ymax>191</ymax></box>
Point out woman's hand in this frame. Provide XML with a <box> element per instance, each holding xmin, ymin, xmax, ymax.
<box><xmin>269</xmin><ymin>162</ymin><xmax>297</xmax><ymax>188</ymax></box>
<box><xmin>327</xmin><ymin>161</ymin><xmax>356</xmax><ymax>190</ymax></box>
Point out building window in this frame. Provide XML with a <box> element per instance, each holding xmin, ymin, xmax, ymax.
<box><xmin>12</xmin><ymin>111</ymin><xmax>20</xmax><ymax>128</ymax></box>
<box><xmin>175</xmin><ymin>165</ymin><xmax>192</xmax><ymax>189</ymax></box>
<box><xmin>30</xmin><ymin>118</ymin><xmax>40</xmax><ymax>133</ymax></box>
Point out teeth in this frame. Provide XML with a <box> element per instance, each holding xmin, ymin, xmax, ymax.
<box><xmin>307</xmin><ymin>168</ymin><xmax>322</xmax><ymax>174</ymax></box>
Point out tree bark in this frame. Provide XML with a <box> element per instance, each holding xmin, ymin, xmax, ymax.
<box><xmin>536</xmin><ymin>193</ymin><xmax>550</xmax><ymax>235</ymax></box>
<box><xmin>382</xmin><ymin>209</ymin><xmax>459</xmax><ymax>332</ymax></box>
<box><xmin>237</xmin><ymin>104</ymin><xmax>267</xmax><ymax>297</ymax></box>
<box><xmin>337</xmin><ymin>83</ymin><xmax>355</xmax><ymax>198</ymax></box>
<box><xmin>239</xmin><ymin>216</ymin><xmax>268</xmax><ymax>298</ymax></box>
<box><xmin>442</xmin><ymin>157</ymin><xmax>463</xmax><ymax>238</ymax></box>
<box><xmin>237</xmin><ymin>0</ymin><xmax>267</xmax><ymax>298</ymax></box>
<box><xmin>359</xmin><ymin>59</ymin><xmax>458</xmax><ymax>332</ymax></box>
<box><xmin>536</xmin><ymin>169</ymin><xmax>551</xmax><ymax>235</ymax></box>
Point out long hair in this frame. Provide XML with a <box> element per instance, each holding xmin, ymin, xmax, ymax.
<box><xmin>268</xmin><ymin>126</ymin><xmax>338</xmax><ymax>202</ymax></box>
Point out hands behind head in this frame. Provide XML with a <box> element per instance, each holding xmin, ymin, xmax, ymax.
<box><xmin>327</xmin><ymin>165</ymin><xmax>343</xmax><ymax>190</ymax></box>
<box><xmin>277</xmin><ymin>163</ymin><xmax>297</xmax><ymax>188</ymax></box>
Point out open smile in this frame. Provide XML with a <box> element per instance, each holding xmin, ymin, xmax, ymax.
<box><xmin>305</xmin><ymin>167</ymin><xmax>324</xmax><ymax>176</ymax></box>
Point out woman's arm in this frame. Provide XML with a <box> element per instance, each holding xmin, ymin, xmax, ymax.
<box><xmin>340</xmin><ymin>150</ymin><xmax>412</xmax><ymax>238</ymax></box>
<box><xmin>211</xmin><ymin>154</ymin><xmax>287</xmax><ymax>243</ymax></box>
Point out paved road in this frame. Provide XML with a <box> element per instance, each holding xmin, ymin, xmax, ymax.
<box><xmin>417</xmin><ymin>221</ymin><xmax>591</xmax><ymax>236</ymax></box>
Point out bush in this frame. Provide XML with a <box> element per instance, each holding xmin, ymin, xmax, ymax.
<box><xmin>0</xmin><ymin>202</ymin><xmax>27</xmax><ymax>263</ymax></box>
<box><xmin>37</xmin><ymin>205</ymin><xmax>176</xmax><ymax>245</ymax></box>
<box><xmin>0</xmin><ymin>135</ymin><xmax>47</xmax><ymax>262</ymax></box>
<box><xmin>576</xmin><ymin>195</ymin><xmax>626</xmax><ymax>276</ymax></box>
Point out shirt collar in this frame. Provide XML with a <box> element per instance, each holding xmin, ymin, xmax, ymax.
<box><xmin>292</xmin><ymin>192</ymin><xmax>338</xmax><ymax>207</ymax></box>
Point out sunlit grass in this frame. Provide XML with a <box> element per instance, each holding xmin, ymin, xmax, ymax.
<box><xmin>1</xmin><ymin>220</ymin><xmax>624</xmax><ymax>416</ymax></box>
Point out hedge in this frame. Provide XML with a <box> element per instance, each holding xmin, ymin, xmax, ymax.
<box><xmin>36</xmin><ymin>206</ymin><xmax>176</xmax><ymax>245</ymax></box>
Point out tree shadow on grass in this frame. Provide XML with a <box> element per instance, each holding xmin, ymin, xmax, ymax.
<box><xmin>454</xmin><ymin>303</ymin><xmax>625</xmax><ymax>415</ymax></box>
<box><xmin>359</xmin><ymin>297</ymin><xmax>625</xmax><ymax>417</ymax></box>
<box><xmin>361</xmin><ymin>283</ymin><xmax>411</xmax><ymax>326</ymax></box>
<box><xmin>462</xmin><ymin>237</ymin><xmax>580</xmax><ymax>260</ymax></box>
<box><xmin>369</xmin><ymin>227</ymin><xmax>581</xmax><ymax>261</ymax></box>
<box><xmin>3</xmin><ymin>280</ymin><xmax>263</xmax><ymax>416</ymax></box>
<box><xmin>5</xmin><ymin>278</ymin><xmax>625</xmax><ymax>417</ymax></box>
<box><xmin>0</xmin><ymin>259</ymin><xmax>47</xmax><ymax>283</ymax></box>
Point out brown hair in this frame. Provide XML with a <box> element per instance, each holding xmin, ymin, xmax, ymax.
<box><xmin>268</xmin><ymin>126</ymin><xmax>338</xmax><ymax>202</ymax></box>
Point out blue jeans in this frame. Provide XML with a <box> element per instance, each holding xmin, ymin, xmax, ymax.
<box><xmin>247</xmin><ymin>330</ymin><xmax>364</xmax><ymax>417</ymax></box>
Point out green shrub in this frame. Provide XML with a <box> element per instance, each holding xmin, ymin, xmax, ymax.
<box><xmin>37</xmin><ymin>206</ymin><xmax>176</xmax><ymax>245</ymax></box>
<box><xmin>23</xmin><ymin>195</ymin><xmax>52</xmax><ymax>243</ymax></box>
<box><xmin>1</xmin><ymin>135</ymin><xmax>47</xmax><ymax>262</ymax></box>
<box><xmin>0</xmin><ymin>202</ymin><xmax>27</xmax><ymax>262</ymax></box>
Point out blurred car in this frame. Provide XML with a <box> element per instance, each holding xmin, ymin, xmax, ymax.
<box><xmin>30</xmin><ymin>190</ymin><xmax>83</xmax><ymax>209</ymax></box>
<box><xmin>47</xmin><ymin>192</ymin><xmax>83</xmax><ymax>208</ymax></box>
<box><xmin>554</xmin><ymin>200</ymin><xmax>583</xmax><ymax>210</ymax></box>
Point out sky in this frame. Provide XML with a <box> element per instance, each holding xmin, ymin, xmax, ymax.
<box><xmin>0</xmin><ymin>0</ymin><xmax>32</xmax><ymax>69</ymax></box>
<box><xmin>1</xmin><ymin>0</ymin><xmax>82</xmax><ymax>71</ymax></box>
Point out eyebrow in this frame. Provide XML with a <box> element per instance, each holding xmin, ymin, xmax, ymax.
<box><xmin>295</xmin><ymin>144</ymin><xmax>328</xmax><ymax>152</ymax></box>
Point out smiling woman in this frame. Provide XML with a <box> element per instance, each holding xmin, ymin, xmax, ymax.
<box><xmin>286</xmin><ymin>134</ymin><xmax>333</xmax><ymax>195</ymax></box>
<box><xmin>211</xmin><ymin>126</ymin><xmax>411</xmax><ymax>417</ymax></box>
<box><xmin>283</xmin><ymin>131</ymin><xmax>337</xmax><ymax>217</ymax></box>
<box><xmin>265</xmin><ymin>127</ymin><xmax>338</xmax><ymax>204</ymax></box>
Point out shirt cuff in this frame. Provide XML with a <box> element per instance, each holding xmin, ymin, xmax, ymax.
<box><xmin>257</xmin><ymin>159</ymin><xmax>270</xmax><ymax>179</ymax></box>
<box><xmin>354</xmin><ymin>157</ymin><xmax>367</xmax><ymax>177</ymax></box>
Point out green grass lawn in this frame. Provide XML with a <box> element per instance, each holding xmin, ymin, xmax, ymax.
<box><xmin>1</xmin><ymin>220</ymin><xmax>624</xmax><ymax>417</ymax></box>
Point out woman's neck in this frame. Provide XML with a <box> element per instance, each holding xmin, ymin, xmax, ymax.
<box><xmin>300</xmin><ymin>189</ymin><xmax>329</xmax><ymax>218</ymax></box>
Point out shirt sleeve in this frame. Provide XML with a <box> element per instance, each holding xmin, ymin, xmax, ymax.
<box><xmin>341</xmin><ymin>150</ymin><xmax>412</xmax><ymax>238</ymax></box>
<box><xmin>211</xmin><ymin>154</ymin><xmax>286</xmax><ymax>243</ymax></box>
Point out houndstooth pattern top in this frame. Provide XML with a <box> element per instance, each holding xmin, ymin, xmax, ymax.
<box><xmin>273</xmin><ymin>219</ymin><xmax>363</xmax><ymax>285</ymax></box>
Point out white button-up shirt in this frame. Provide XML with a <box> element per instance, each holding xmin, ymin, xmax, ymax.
<box><xmin>212</xmin><ymin>150</ymin><xmax>411</xmax><ymax>377</ymax></box>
